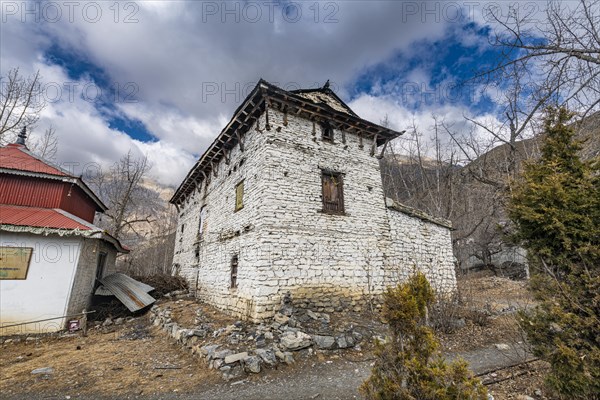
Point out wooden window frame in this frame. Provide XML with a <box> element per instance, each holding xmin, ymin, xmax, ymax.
<box><xmin>230</xmin><ymin>255</ymin><xmax>239</xmax><ymax>289</ymax></box>
<box><xmin>321</xmin><ymin>170</ymin><xmax>345</xmax><ymax>215</ymax></box>
<box><xmin>235</xmin><ymin>180</ymin><xmax>245</xmax><ymax>212</ymax></box>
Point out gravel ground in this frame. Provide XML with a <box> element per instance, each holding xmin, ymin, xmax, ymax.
<box><xmin>2</xmin><ymin>344</ymin><xmax>533</xmax><ymax>400</ymax></box>
<box><xmin>1</xmin><ymin>275</ymin><xmax>540</xmax><ymax>400</ymax></box>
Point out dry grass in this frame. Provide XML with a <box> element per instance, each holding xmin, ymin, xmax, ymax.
<box><xmin>0</xmin><ymin>274</ymin><xmax>546</xmax><ymax>399</ymax></box>
<box><xmin>486</xmin><ymin>360</ymin><xmax>551</xmax><ymax>400</ymax></box>
<box><xmin>169</xmin><ymin>299</ymin><xmax>238</xmax><ymax>328</ymax></box>
<box><xmin>459</xmin><ymin>271</ymin><xmax>536</xmax><ymax>313</ymax></box>
<box><xmin>0</xmin><ymin>317</ymin><xmax>219</xmax><ymax>398</ymax></box>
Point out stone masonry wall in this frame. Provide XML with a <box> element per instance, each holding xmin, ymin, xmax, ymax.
<box><xmin>385</xmin><ymin>204</ymin><xmax>457</xmax><ymax>294</ymax></box>
<box><xmin>173</xmin><ymin>107</ymin><xmax>457</xmax><ymax>321</ymax></box>
<box><xmin>247</xmin><ymin>108</ymin><xmax>391</xmax><ymax>317</ymax></box>
<box><xmin>173</xmin><ymin>114</ymin><xmax>273</xmax><ymax>319</ymax></box>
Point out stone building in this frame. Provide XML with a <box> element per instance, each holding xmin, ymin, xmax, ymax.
<box><xmin>170</xmin><ymin>80</ymin><xmax>457</xmax><ymax>320</ymax></box>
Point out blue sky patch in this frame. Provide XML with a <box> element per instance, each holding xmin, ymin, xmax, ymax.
<box><xmin>349</xmin><ymin>22</ymin><xmax>505</xmax><ymax>115</ymax></box>
<box><xmin>43</xmin><ymin>44</ymin><xmax>155</xmax><ymax>142</ymax></box>
<box><xmin>44</xmin><ymin>44</ymin><xmax>110</xmax><ymax>87</ymax></box>
<box><xmin>107</xmin><ymin>114</ymin><xmax>155</xmax><ymax>143</ymax></box>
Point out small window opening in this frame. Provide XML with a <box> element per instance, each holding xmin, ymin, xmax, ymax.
<box><xmin>230</xmin><ymin>255</ymin><xmax>239</xmax><ymax>289</ymax></box>
<box><xmin>95</xmin><ymin>252</ymin><xmax>108</xmax><ymax>289</ymax></box>
<box><xmin>181</xmin><ymin>224</ymin><xmax>185</xmax><ymax>233</ymax></box>
<box><xmin>321</xmin><ymin>171</ymin><xmax>345</xmax><ymax>214</ymax></box>
<box><xmin>235</xmin><ymin>180</ymin><xmax>244</xmax><ymax>211</ymax></box>
<box><xmin>320</xmin><ymin>121</ymin><xmax>334</xmax><ymax>142</ymax></box>
<box><xmin>198</xmin><ymin>206</ymin><xmax>207</xmax><ymax>239</ymax></box>
<box><xmin>239</xmin><ymin>159</ymin><xmax>245</xmax><ymax>167</ymax></box>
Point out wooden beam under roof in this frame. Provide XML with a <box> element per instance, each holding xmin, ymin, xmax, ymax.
<box><xmin>170</xmin><ymin>80</ymin><xmax>404</xmax><ymax>204</ymax></box>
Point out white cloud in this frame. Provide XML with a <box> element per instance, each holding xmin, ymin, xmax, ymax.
<box><xmin>349</xmin><ymin>93</ymin><xmax>504</xmax><ymax>162</ymax></box>
<box><xmin>1</xmin><ymin>0</ymin><xmax>513</xmax><ymax>186</ymax></box>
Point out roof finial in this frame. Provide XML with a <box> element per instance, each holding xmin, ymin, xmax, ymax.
<box><xmin>323</xmin><ymin>79</ymin><xmax>330</xmax><ymax>90</ymax></box>
<box><xmin>16</xmin><ymin>126</ymin><xmax>27</xmax><ymax>146</ymax></box>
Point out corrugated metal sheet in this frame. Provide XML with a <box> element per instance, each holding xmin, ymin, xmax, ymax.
<box><xmin>0</xmin><ymin>144</ymin><xmax>70</xmax><ymax>176</ymax></box>
<box><xmin>95</xmin><ymin>273</ymin><xmax>156</xmax><ymax>312</ymax></box>
<box><xmin>0</xmin><ymin>143</ymin><xmax>106</xmax><ymax>219</ymax></box>
<box><xmin>59</xmin><ymin>184</ymin><xmax>97</xmax><ymax>223</ymax></box>
<box><xmin>0</xmin><ymin>204</ymin><xmax>92</xmax><ymax>230</ymax></box>
<box><xmin>0</xmin><ymin>175</ymin><xmax>65</xmax><ymax>207</ymax></box>
<box><xmin>0</xmin><ymin>175</ymin><xmax>97</xmax><ymax>223</ymax></box>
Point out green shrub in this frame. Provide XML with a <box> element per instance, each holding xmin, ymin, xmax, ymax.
<box><xmin>360</xmin><ymin>272</ymin><xmax>487</xmax><ymax>400</ymax></box>
<box><xmin>508</xmin><ymin>107</ymin><xmax>600</xmax><ymax>399</ymax></box>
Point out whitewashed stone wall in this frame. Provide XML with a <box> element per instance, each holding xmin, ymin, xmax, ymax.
<box><xmin>173</xmin><ymin>107</ymin><xmax>457</xmax><ymax>321</ymax></box>
<box><xmin>173</xmin><ymin>114</ymin><xmax>273</xmax><ymax>318</ymax></box>
<box><xmin>384</xmin><ymin>201</ymin><xmax>457</xmax><ymax>293</ymax></box>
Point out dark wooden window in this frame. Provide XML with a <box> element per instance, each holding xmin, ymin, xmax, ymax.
<box><xmin>321</xmin><ymin>171</ymin><xmax>345</xmax><ymax>214</ymax></box>
<box><xmin>230</xmin><ymin>255</ymin><xmax>238</xmax><ymax>289</ymax></box>
<box><xmin>320</xmin><ymin>121</ymin><xmax>334</xmax><ymax>142</ymax></box>
<box><xmin>235</xmin><ymin>180</ymin><xmax>244</xmax><ymax>211</ymax></box>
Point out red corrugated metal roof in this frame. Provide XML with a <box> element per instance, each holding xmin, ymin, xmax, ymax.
<box><xmin>0</xmin><ymin>144</ymin><xmax>71</xmax><ymax>176</ymax></box>
<box><xmin>0</xmin><ymin>204</ymin><xmax>92</xmax><ymax>230</ymax></box>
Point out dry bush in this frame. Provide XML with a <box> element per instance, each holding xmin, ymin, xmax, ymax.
<box><xmin>361</xmin><ymin>272</ymin><xmax>487</xmax><ymax>400</ymax></box>
<box><xmin>132</xmin><ymin>274</ymin><xmax>189</xmax><ymax>298</ymax></box>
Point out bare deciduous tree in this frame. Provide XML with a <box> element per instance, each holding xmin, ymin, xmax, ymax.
<box><xmin>380</xmin><ymin>115</ymin><xmax>459</xmax><ymax>221</ymax></box>
<box><xmin>487</xmin><ymin>0</ymin><xmax>600</xmax><ymax>116</ymax></box>
<box><xmin>91</xmin><ymin>151</ymin><xmax>159</xmax><ymax>241</ymax></box>
<box><xmin>118</xmin><ymin>204</ymin><xmax>178</xmax><ymax>276</ymax></box>
<box><xmin>27</xmin><ymin>126</ymin><xmax>58</xmax><ymax>161</ymax></box>
<box><xmin>89</xmin><ymin>150</ymin><xmax>178</xmax><ymax>276</ymax></box>
<box><xmin>0</xmin><ymin>68</ymin><xmax>45</xmax><ymax>143</ymax></box>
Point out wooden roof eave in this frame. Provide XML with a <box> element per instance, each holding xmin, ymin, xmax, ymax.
<box><xmin>170</xmin><ymin>80</ymin><xmax>404</xmax><ymax>204</ymax></box>
<box><xmin>170</xmin><ymin>87</ymin><xmax>265</xmax><ymax>204</ymax></box>
<box><xmin>262</xmin><ymin>85</ymin><xmax>401</xmax><ymax>144</ymax></box>
<box><xmin>266</xmin><ymin>94</ymin><xmax>400</xmax><ymax>145</ymax></box>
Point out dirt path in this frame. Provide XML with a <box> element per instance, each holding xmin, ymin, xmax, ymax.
<box><xmin>2</xmin><ymin>344</ymin><xmax>533</xmax><ymax>400</ymax></box>
<box><xmin>1</xmin><ymin>275</ymin><xmax>539</xmax><ymax>399</ymax></box>
<box><xmin>166</xmin><ymin>345</ymin><xmax>532</xmax><ymax>400</ymax></box>
<box><xmin>449</xmin><ymin>343</ymin><xmax>532</xmax><ymax>374</ymax></box>
<box><xmin>156</xmin><ymin>358</ymin><xmax>371</xmax><ymax>400</ymax></box>
<box><xmin>163</xmin><ymin>346</ymin><xmax>533</xmax><ymax>400</ymax></box>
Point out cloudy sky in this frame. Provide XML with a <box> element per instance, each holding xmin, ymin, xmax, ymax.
<box><xmin>0</xmin><ymin>1</ymin><xmax>572</xmax><ymax>187</ymax></box>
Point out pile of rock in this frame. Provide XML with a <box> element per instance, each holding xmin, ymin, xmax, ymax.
<box><xmin>149</xmin><ymin>303</ymin><xmax>364</xmax><ymax>380</ymax></box>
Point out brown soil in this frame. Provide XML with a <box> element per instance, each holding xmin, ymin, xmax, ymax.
<box><xmin>449</xmin><ymin>273</ymin><xmax>549</xmax><ymax>400</ymax></box>
<box><xmin>484</xmin><ymin>360</ymin><xmax>551</xmax><ymax>400</ymax></box>
<box><xmin>0</xmin><ymin>319</ymin><xmax>220</xmax><ymax>398</ymax></box>
<box><xmin>459</xmin><ymin>271</ymin><xmax>536</xmax><ymax>312</ymax></box>
<box><xmin>1</xmin><ymin>274</ymin><xmax>551</xmax><ymax>399</ymax></box>
<box><xmin>169</xmin><ymin>299</ymin><xmax>237</xmax><ymax>328</ymax></box>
